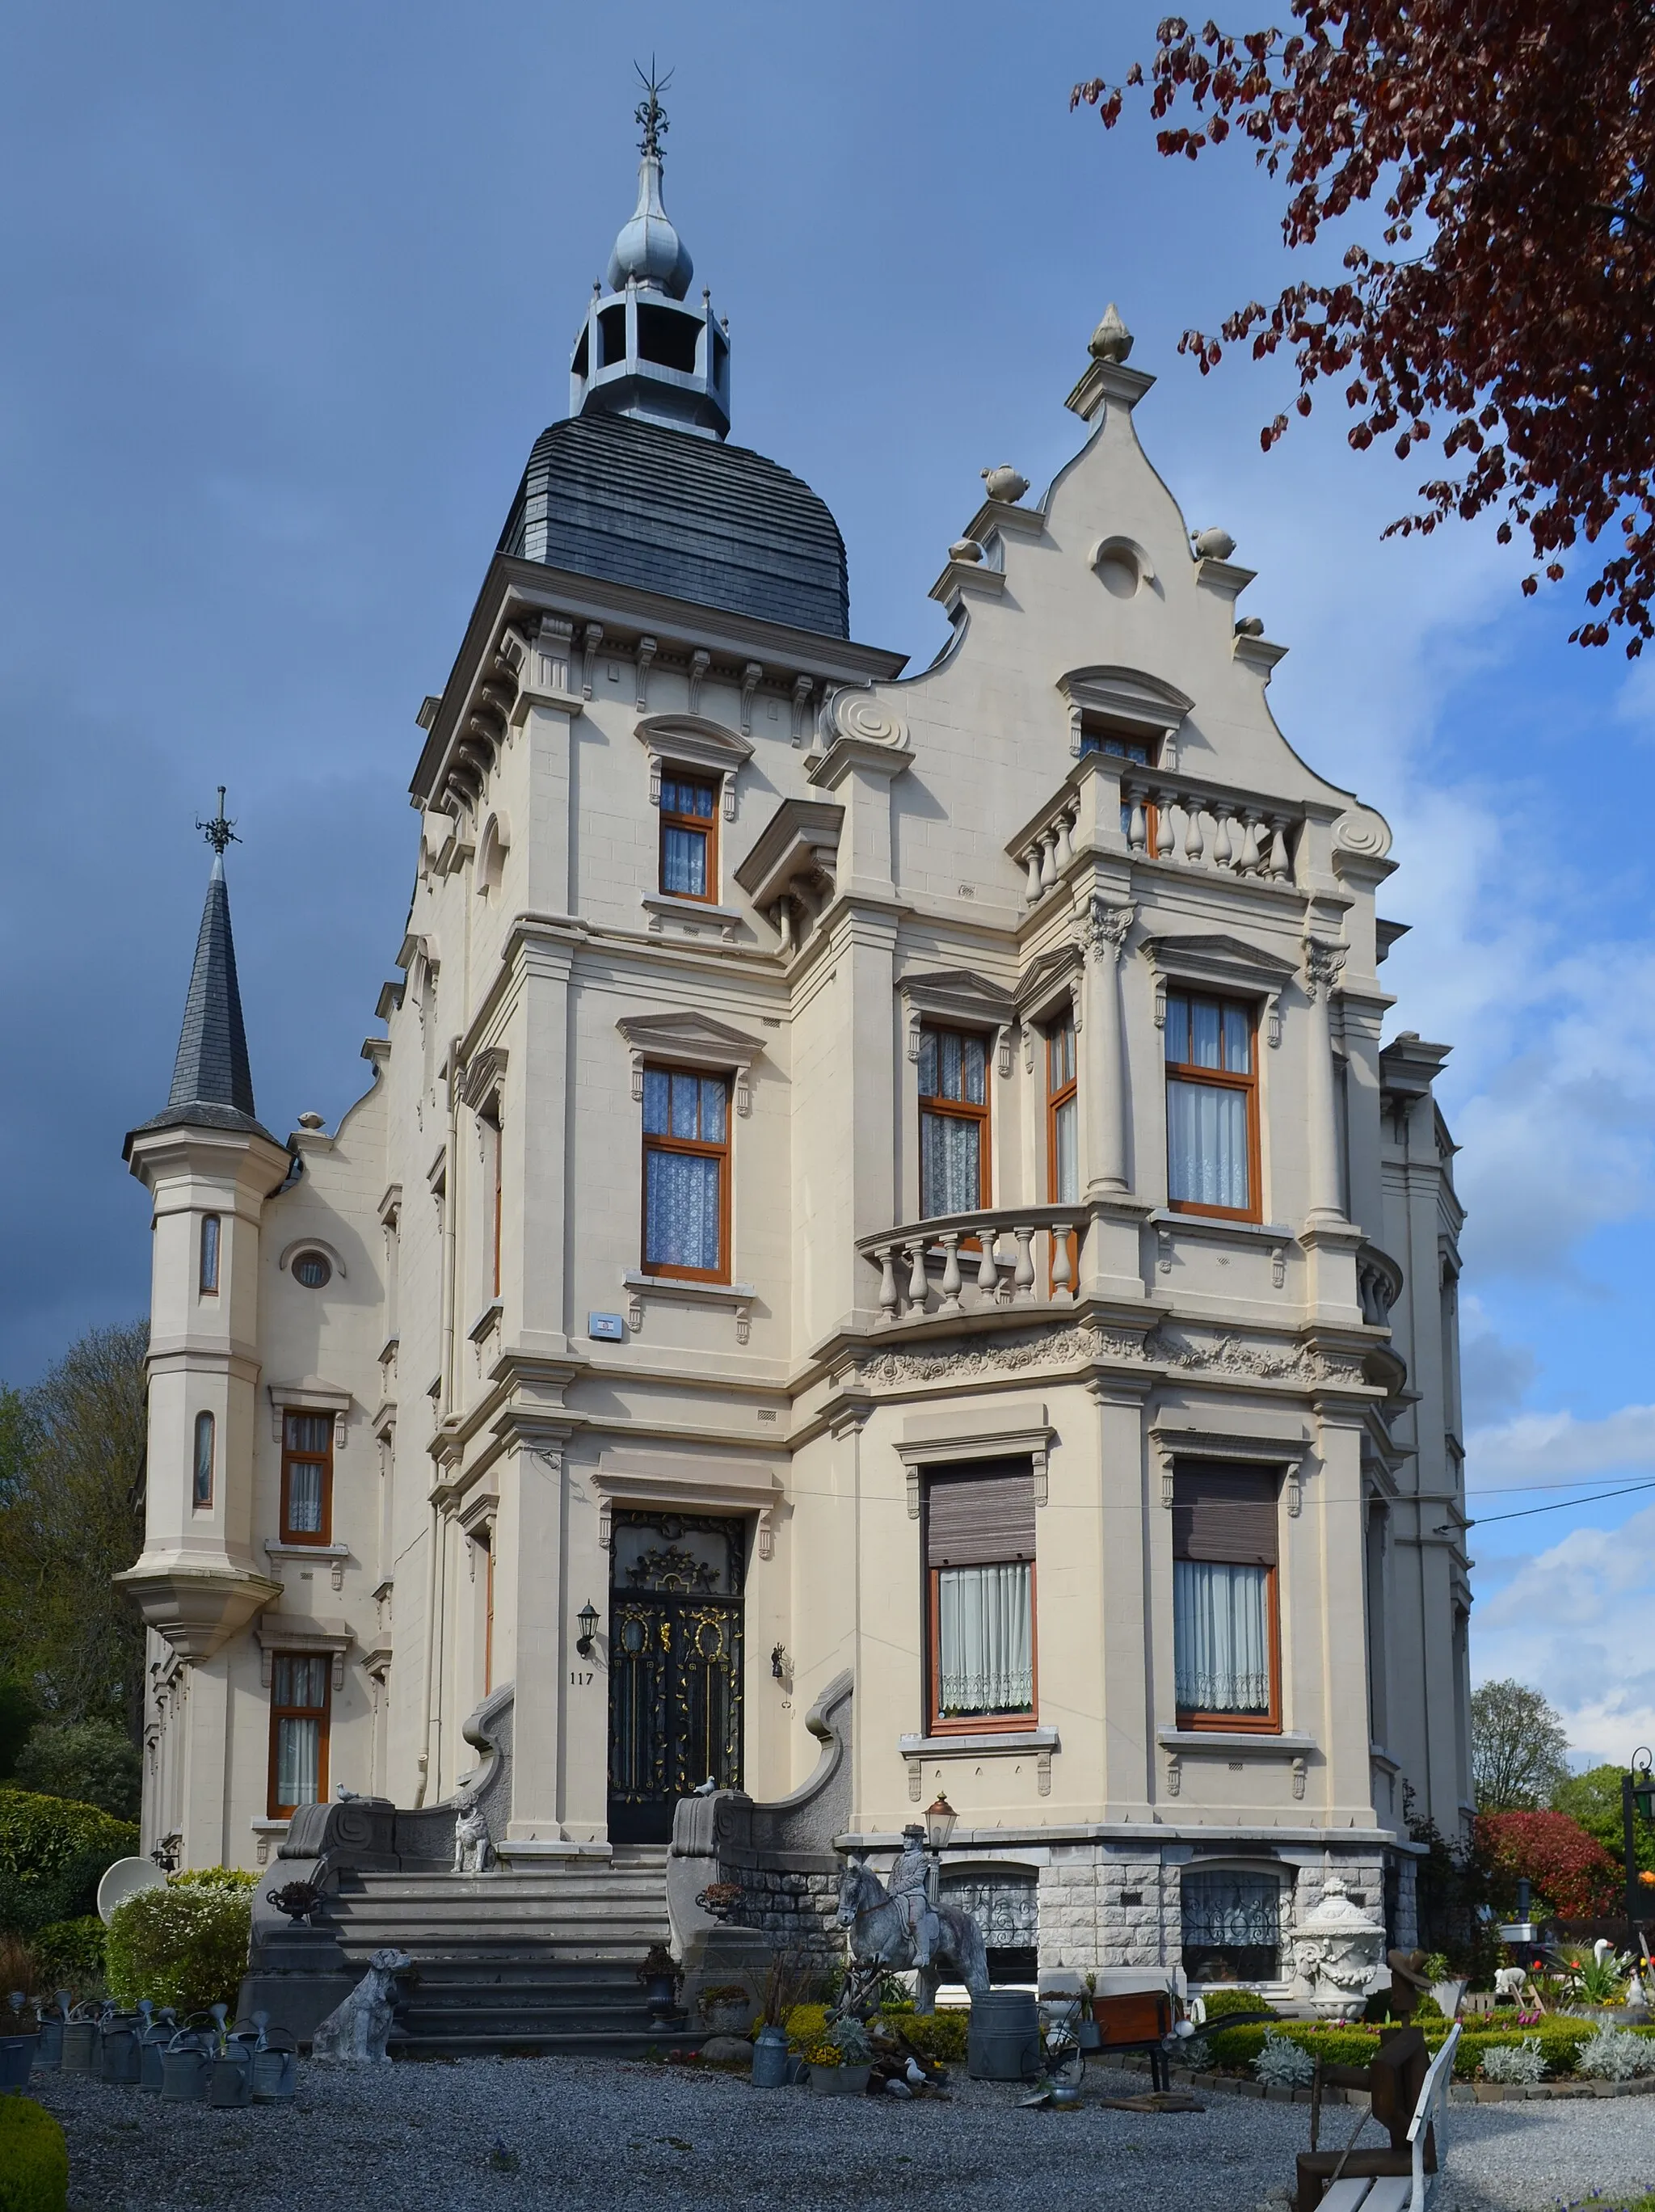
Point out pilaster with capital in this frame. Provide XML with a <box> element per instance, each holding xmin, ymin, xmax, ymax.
<box><xmin>1301</xmin><ymin>938</ymin><xmax>1347</xmax><ymax>1225</ymax></box>
<box><xmin>1080</xmin><ymin>898</ymin><xmax>1134</xmax><ymax>1197</ymax></box>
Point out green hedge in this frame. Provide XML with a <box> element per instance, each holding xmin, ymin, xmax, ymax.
<box><xmin>104</xmin><ymin>1884</ymin><xmax>251</xmax><ymax>2013</ymax></box>
<box><xmin>1201</xmin><ymin>2015</ymin><xmax>1655</xmax><ymax>2082</ymax></box>
<box><xmin>0</xmin><ymin>1788</ymin><xmax>137</xmax><ymax>1934</ymax></box>
<box><xmin>0</xmin><ymin>2094</ymin><xmax>68</xmax><ymax>2212</ymax></box>
<box><xmin>889</xmin><ymin>2010</ymin><xmax>970</xmax><ymax>2064</ymax></box>
<box><xmin>1201</xmin><ymin>1987</ymin><xmax>1283</xmax><ymax>2024</ymax></box>
<box><xmin>28</xmin><ymin>1918</ymin><xmax>105</xmax><ymax>1985</ymax></box>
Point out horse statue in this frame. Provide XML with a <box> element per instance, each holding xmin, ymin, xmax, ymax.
<box><xmin>836</xmin><ymin>1831</ymin><xmax>989</xmax><ymax>2016</ymax></box>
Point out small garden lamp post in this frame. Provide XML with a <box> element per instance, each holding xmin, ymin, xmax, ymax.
<box><xmin>575</xmin><ymin>1599</ymin><xmax>600</xmax><ymax>1658</ymax></box>
<box><xmin>924</xmin><ymin>1793</ymin><xmax>957</xmax><ymax>1910</ymax></box>
<box><xmin>1626</xmin><ymin>1748</ymin><xmax>1655</xmax><ymax>1924</ymax></box>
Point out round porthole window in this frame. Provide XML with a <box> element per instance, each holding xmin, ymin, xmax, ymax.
<box><xmin>293</xmin><ymin>1251</ymin><xmax>332</xmax><ymax>1289</ymax></box>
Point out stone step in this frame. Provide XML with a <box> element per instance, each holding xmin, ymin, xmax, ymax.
<box><xmin>387</xmin><ymin>2028</ymin><xmax>703</xmax><ymax>2060</ymax></box>
<box><xmin>336</xmin><ymin>1872</ymin><xmax>669</xmax><ymax>1899</ymax></box>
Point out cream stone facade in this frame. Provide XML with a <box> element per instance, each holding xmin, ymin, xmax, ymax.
<box><xmin>124</xmin><ymin>129</ymin><xmax>1472</xmax><ymax>1997</ymax></box>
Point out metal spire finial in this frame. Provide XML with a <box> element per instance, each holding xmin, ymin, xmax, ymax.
<box><xmin>634</xmin><ymin>57</ymin><xmax>672</xmax><ymax>160</ymax></box>
<box><xmin>197</xmin><ymin>786</ymin><xmax>240</xmax><ymax>856</ymax></box>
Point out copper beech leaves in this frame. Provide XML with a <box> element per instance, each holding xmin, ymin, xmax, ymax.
<box><xmin>1074</xmin><ymin>4</ymin><xmax>1655</xmax><ymax>653</ymax></box>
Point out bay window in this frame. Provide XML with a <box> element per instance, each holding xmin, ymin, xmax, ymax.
<box><xmin>1164</xmin><ymin>990</ymin><xmax>1258</xmax><ymax>1219</ymax></box>
<box><xmin>919</xmin><ymin>1026</ymin><xmax>989</xmax><ymax>1219</ymax></box>
<box><xmin>642</xmin><ymin>1064</ymin><xmax>730</xmax><ymax>1280</ymax></box>
<box><xmin>926</xmin><ymin>1460</ymin><xmax>1037</xmax><ymax>1731</ymax></box>
<box><xmin>1173</xmin><ymin>1462</ymin><xmax>1280</xmax><ymax>1730</ymax></box>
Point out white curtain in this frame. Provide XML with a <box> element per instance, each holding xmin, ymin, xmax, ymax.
<box><xmin>921</xmin><ymin>1112</ymin><xmax>981</xmax><ymax>1217</ymax></box>
<box><xmin>276</xmin><ymin>1717</ymin><xmax>320</xmax><ymax>1807</ymax></box>
<box><xmin>1167</xmin><ymin>1079</ymin><xmax>1249</xmax><ymax>1210</ymax></box>
<box><xmin>938</xmin><ymin>1563</ymin><xmax>1034</xmax><ymax>1715</ymax></box>
<box><xmin>1174</xmin><ymin>1559</ymin><xmax>1270</xmax><ymax>1713</ymax></box>
<box><xmin>286</xmin><ymin>1462</ymin><xmax>323</xmax><ymax>1533</ymax></box>
<box><xmin>645</xmin><ymin>1149</ymin><xmax>722</xmax><ymax>1270</ymax></box>
<box><xmin>1052</xmin><ymin>1096</ymin><xmax>1078</xmax><ymax>1203</ymax></box>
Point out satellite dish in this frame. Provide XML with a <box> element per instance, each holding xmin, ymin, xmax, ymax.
<box><xmin>97</xmin><ymin>1856</ymin><xmax>167</xmax><ymax>1926</ymax></box>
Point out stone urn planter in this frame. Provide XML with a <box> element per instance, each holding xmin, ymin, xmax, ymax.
<box><xmin>809</xmin><ymin>2062</ymin><xmax>870</xmax><ymax>2097</ymax></box>
<box><xmin>700</xmin><ymin>1996</ymin><xmax>752</xmax><ymax>2037</ymax></box>
<box><xmin>1291</xmin><ymin>1877</ymin><xmax>1387</xmax><ymax>2020</ymax></box>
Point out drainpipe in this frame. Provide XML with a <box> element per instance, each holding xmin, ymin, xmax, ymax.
<box><xmin>413</xmin><ymin>1496</ymin><xmax>440</xmax><ymax>1807</ymax></box>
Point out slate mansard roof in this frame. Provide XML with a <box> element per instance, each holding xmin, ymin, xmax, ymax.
<box><xmin>497</xmin><ymin>413</ymin><xmax>851</xmax><ymax>640</ymax></box>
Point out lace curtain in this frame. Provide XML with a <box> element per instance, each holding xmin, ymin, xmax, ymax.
<box><xmin>645</xmin><ymin>1150</ymin><xmax>722</xmax><ymax>1271</ymax></box>
<box><xmin>1173</xmin><ymin>1558</ymin><xmax>1270</xmax><ymax>1713</ymax></box>
<box><xmin>1167</xmin><ymin>1080</ymin><xmax>1249</xmax><ymax>1211</ymax></box>
<box><xmin>937</xmin><ymin>1562</ymin><xmax>1034</xmax><ymax>1715</ymax></box>
<box><xmin>921</xmin><ymin>1113</ymin><xmax>981</xmax><ymax>1217</ymax></box>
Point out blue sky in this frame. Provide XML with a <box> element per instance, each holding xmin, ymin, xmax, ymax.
<box><xmin>2</xmin><ymin>1</ymin><xmax>1650</xmax><ymax>1758</ymax></box>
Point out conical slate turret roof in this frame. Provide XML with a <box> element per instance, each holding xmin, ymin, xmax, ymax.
<box><xmin>128</xmin><ymin>852</ymin><xmax>277</xmax><ymax>1147</ymax></box>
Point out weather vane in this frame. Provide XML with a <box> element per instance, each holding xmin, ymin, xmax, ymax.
<box><xmin>197</xmin><ymin>786</ymin><xmax>240</xmax><ymax>856</ymax></box>
<box><xmin>634</xmin><ymin>57</ymin><xmax>672</xmax><ymax>160</ymax></box>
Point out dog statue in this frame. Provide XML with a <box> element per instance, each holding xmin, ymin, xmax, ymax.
<box><xmin>453</xmin><ymin>1799</ymin><xmax>493</xmax><ymax>1875</ymax></box>
<box><xmin>310</xmin><ymin>1948</ymin><xmax>411</xmax><ymax>2066</ymax></box>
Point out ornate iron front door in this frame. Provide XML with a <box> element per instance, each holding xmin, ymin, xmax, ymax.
<box><xmin>608</xmin><ymin>1512</ymin><xmax>744</xmax><ymax>1844</ymax></box>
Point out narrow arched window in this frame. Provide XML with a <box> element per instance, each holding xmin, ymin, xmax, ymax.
<box><xmin>200</xmin><ymin>1215</ymin><xmax>221</xmax><ymax>1295</ymax></box>
<box><xmin>193</xmin><ymin>1411</ymin><xmax>215</xmax><ymax>1508</ymax></box>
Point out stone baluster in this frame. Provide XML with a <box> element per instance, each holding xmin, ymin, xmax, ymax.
<box><xmin>1240</xmin><ymin>813</ymin><xmax>1263</xmax><ymax>874</ymax></box>
<box><xmin>1051</xmin><ymin>1222</ymin><xmax>1075</xmax><ymax>1302</ymax></box>
<box><xmin>1268</xmin><ymin>816</ymin><xmax>1292</xmax><ymax>881</ymax></box>
<box><xmin>1024</xmin><ymin>845</ymin><xmax>1043</xmax><ymax>902</ymax></box>
<box><xmin>876</xmin><ymin>1246</ymin><xmax>899</xmax><ymax>1322</ymax></box>
<box><xmin>1182</xmin><ymin>801</ymin><xmax>1206</xmax><ymax>864</ymax></box>
<box><xmin>905</xmin><ymin>1238</ymin><xmax>928</xmax><ymax>1310</ymax></box>
<box><xmin>1038</xmin><ymin>829</ymin><xmax>1059</xmax><ymax>891</ymax></box>
<box><xmin>975</xmin><ymin>1226</ymin><xmax>1000</xmax><ymax>1299</ymax></box>
<box><xmin>937</xmin><ymin>1232</ymin><xmax>964</xmax><ymax>1312</ymax></box>
<box><xmin>1155</xmin><ymin>793</ymin><xmax>1177</xmax><ymax>861</ymax></box>
<box><xmin>1011</xmin><ymin>1224</ymin><xmax>1036</xmax><ymax>1300</ymax></box>
<box><xmin>1054</xmin><ymin>807</ymin><xmax>1076</xmax><ymax>870</ymax></box>
<box><xmin>1212</xmin><ymin>812</ymin><xmax>1234</xmax><ymax>869</ymax></box>
<box><xmin>1126</xmin><ymin>790</ymin><xmax>1148</xmax><ymax>855</ymax></box>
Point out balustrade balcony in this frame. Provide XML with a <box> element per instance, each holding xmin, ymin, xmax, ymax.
<box><xmin>1013</xmin><ymin>765</ymin><xmax>1302</xmax><ymax>911</ymax></box>
<box><xmin>858</xmin><ymin>1204</ymin><xmax>1084</xmax><ymax>1324</ymax></box>
<box><xmin>1355</xmin><ymin>1241</ymin><xmax>1404</xmax><ymax>1328</ymax></box>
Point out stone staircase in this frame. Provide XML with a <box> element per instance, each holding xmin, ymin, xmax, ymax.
<box><xmin>326</xmin><ymin>1847</ymin><xmax>701</xmax><ymax>2058</ymax></box>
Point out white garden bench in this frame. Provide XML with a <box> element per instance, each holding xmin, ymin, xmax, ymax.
<box><xmin>1312</xmin><ymin>2023</ymin><xmax>1462</xmax><ymax>2212</ymax></box>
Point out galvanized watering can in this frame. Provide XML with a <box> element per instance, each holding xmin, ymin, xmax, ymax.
<box><xmin>247</xmin><ymin>2012</ymin><xmax>297</xmax><ymax>2104</ymax></box>
<box><xmin>61</xmin><ymin>2000</ymin><xmax>105</xmax><ymax>2075</ymax></box>
<box><xmin>32</xmin><ymin>1992</ymin><xmax>71</xmax><ymax>2072</ymax></box>
<box><xmin>159</xmin><ymin>2027</ymin><xmax>213</xmax><ymax>2103</ymax></box>
<box><xmin>99</xmin><ymin>2010</ymin><xmax>145</xmax><ymax>2086</ymax></box>
<box><xmin>208</xmin><ymin>2031</ymin><xmax>259</xmax><ymax>2109</ymax></box>
<box><xmin>137</xmin><ymin>2003</ymin><xmax>177</xmax><ymax>2093</ymax></box>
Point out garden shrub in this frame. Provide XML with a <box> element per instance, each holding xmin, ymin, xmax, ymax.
<box><xmin>29</xmin><ymin>1917</ymin><xmax>105</xmax><ymax>1986</ymax></box>
<box><xmin>0</xmin><ymin>1788</ymin><xmax>137</xmax><ymax>1933</ymax></box>
<box><xmin>0</xmin><ymin>2092</ymin><xmax>69</xmax><ymax>2212</ymax></box>
<box><xmin>1253</xmin><ymin>2030</ymin><xmax>1317</xmax><ymax>2088</ymax></box>
<box><xmin>1207</xmin><ymin>2023</ymin><xmax>1383</xmax><ymax>2072</ymax></box>
<box><xmin>784</xmin><ymin>2003</ymin><xmax>831</xmax><ymax>2054</ymax></box>
<box><xmin>1577</xmin><ymin>2028</ymin><xmax>1655</xmax><ymax>2082</ymax></box>
<box><xmin>1201</xmin><ymin>1987</ymin><xmax>1282</xmax><ymax>2022</ymax></box>
<box><xmin>11</xmin><ymin>1721</ymin><xmax>141</xmax><ymax>1821</ymax></box>
<box><xmin>891</xmin><ymin>2010</ymin><xmax>969</xmax><ymax>2064</ymax></box>
<box><xmin>1476</xmin><ymin>1809</ymin><xmax>1620</xmax><ymax>1919</ymax></box>
<box><xmin>169</xmin><ymin>1866</ymin><xmax>257</xmax><ymax>1893</ymax></box>
<box><xmin>1480</xmin><ymin>2039</ymin><xmax>1547</xmax><ymax>2083</ymax></box>
<box><xmin>104</xmin><ymin>1883</ymin><xmax>251</xmax><ymax>2012</ymax></box>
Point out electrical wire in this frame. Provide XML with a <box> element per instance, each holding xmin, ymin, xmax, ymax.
<box><xmin>1462</xmin><ymin>1477</ymin><xmax>1655</xmax><ymax>1527</ymax></box>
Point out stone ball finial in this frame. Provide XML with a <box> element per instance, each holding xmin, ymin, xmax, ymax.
<box><xmin>980</xmin><ymin>466</ymin><xmax>1030</xmax><ymax>503</ymax></box>
<box><xmin>297</xmin><ymin>1111</ymin><xmax>326</xmax><ymax>1130</ymax></box>
<box><xmin>949</xmin><ymin>538</ymin><xmax>983</xmax><ymax>564</ymax></box>
<box><xmin>1193</xmin><ymin>526</ymin><xmax>1236</xmax><ymax>560</ymax></box>
<box><xmin>1089</xmin><ymin>303</ymin><xmax>1134</xmax><ymax>364</ymax></box>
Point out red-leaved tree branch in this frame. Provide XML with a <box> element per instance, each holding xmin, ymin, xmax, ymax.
<box><xmin>1074</xmin><ymin>4</ymin><xmax>1655</xmax><ymax>652</ymax></box>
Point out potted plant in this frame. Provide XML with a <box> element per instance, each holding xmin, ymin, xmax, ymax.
<box><xmin>638</xmin><ymin>1944</ymin><xmax>681</xmax><ymax>2022</ymax></box>
<box><xmin>809</xmin><ymin>2012</ymin><xmax>873</xmax><ymax>2096</ymax></box>
<box><xmin>1079</xmin><ymin>1972</ymin><xmax>1102</xmax><ymax>2052</ymax></box>
<box><xmin>265</xmin><ymin>1881</ymin><xmax>320</xmax><ymax>1928</ymax></box>
<box><xmin>752</xmin><ymin>1953</ymin><xmax>811</xmax><ymax>2090</ymax></box>
<box><xmin>697</xmin><ymin>1983</ymin><xmax>753</xmax><ymax>2037</ymax></box>
<box><xmin>1423</xmin><ymin>1950</ymin><xmax>1466</xmax><ymax>2020</ymax></box>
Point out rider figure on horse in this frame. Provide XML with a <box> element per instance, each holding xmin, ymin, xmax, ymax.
<box><xmin>891</xmin><ymin>1824</ymin><xmax>941</xmax><ymax>1970</ymax></box>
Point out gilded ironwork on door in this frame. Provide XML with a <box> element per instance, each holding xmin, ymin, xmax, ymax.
<box><xmin>608</xmin><ymin>1512</ymin><xmax>744</xmax><ymax>1843</ymax></box>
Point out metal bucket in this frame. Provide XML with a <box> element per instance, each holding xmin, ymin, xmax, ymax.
<box><xmin>99</xmin><ymin>2013</ymin><xmax>144</xmax><ymax>2086</ymax></box>
<box><xmin>61</xmin><ymin>2018</ymin><xmax>100</xmax><ymax>2075</ymax></box>
<box><xmin>160</xmin><ymin>2036</ymin><xmax>211</xmax><ymax>2103</ymax></box>
<box><xmin>0</xmin><ymin>2034</ymin><xmax>36</xmax><ymax>2089</ymax></box>
<box><xmin>251</xmin><ymin>2038</ymin><xmax>297</xmax><ymax>2104</ymax></box>
<box><xmin>967</xmin><ymin>1990</ymin><xmax>1042</xmax><ymax>2081</ymax></box>
<box><xmin>750</xmin><ymin>2025</ymin><xmax>790</xmax><ymax>2089</ymax></box>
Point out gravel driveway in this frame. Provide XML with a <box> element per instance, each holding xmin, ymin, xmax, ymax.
<box><xmin>29</xmin><ymin>2058</ymin><xmax>1655</xmax><ymax>2212</ymax></box>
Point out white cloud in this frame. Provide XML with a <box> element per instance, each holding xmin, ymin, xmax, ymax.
<box><xmin>1468</xmin><ymin>1404</ymin><xmax>1655</xmax><ymax>1491</ymax></box>
<box><xmin>1472</xmin><ymin>1502</ymin><xmax>1655</xmax><ymax>1754</ymax></box>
